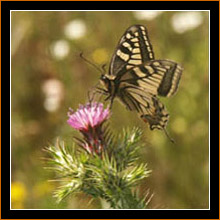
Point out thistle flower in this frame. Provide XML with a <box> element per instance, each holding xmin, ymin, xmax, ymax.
<box><xmin>67</xmin><ymin>102</ymin><xmax>110</xmax><ymax>131</ymax></box>
<box><xmin>67</xmin><ymin>102</ymin><xmax>110</xmax><ymax>154</ymax></box>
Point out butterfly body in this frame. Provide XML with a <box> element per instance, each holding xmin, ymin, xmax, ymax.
<box><xmin>98</xmin><ymin>24</ymin><xmax>183</xmax><ymax>134</ymax></box>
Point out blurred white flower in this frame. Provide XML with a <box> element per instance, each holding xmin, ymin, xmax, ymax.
<box><xmin>64</xmin><ymin>19</ymin><xmax>87</xmax><ymax>40</ymax></box>
<box><xmin>50</xmin><ymin>40</ymin><xmax>70</xmax><ymax>60</ymax></box>
<box><xmin>133</xmin><ymin>11</ymin><xmax>162</xmax><ymax>20</ymax></box>
<box><xmin>42</xmin><ymin>79</ymin><xmax>64</xmax><ymax>112</ymax></box>
<box><xmin>171</xmin><ymin>12</ymin><xmax>203</xmax><ymax>34</ymax></box>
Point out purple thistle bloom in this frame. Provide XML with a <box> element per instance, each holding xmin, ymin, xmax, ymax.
<box><xmin>67</xmin><ymin>102</ymin><xmax>110</xmax><ymax>154</ymax></box>
<box><xmin>67</xmin><ymin>102</ymin><xmax>110</xmax><ymax>131</ymax></box>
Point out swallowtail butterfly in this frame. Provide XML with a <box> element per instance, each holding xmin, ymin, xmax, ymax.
<box><xmin>96</xmin><ymin>25</ymin><xmax>183</xmax><ymax>142</ymax></box>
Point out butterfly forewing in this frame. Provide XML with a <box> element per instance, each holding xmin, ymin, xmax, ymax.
<box><xmin>109</xmin><ymin>25</ymin><xmax>155</xmax><ymax>77</ymax></box>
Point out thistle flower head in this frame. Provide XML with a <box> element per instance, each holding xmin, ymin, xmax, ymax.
<box><xmin>67</xmin><ymin>102</ymin><xmax>110</xmax><ymax>131</ymax></box>
<box><xmin>67</xmin><ymin>102</ymin><xmax>111</xmax><ymax>154</ymax></box>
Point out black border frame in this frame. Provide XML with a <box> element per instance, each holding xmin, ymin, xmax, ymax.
<box><xmin>3</xmin><ymin>1</ymin><xmax>219</xmax><ymax>219</ymax></box>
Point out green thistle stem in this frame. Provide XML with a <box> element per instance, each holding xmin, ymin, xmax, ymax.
<box><xmin>45</xmin><ymin>127</ymin><xmax>152</xmax><ymax>209</ymax></box>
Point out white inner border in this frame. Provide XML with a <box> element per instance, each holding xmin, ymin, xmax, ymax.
<box><xmin>10</xmin><ymin>10</ymin><xmax>210</xmax><ymax>210</ymax></box>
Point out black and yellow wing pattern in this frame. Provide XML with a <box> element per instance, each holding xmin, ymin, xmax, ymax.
<box><xmin>119</xmin><ymin>59</ymin><xmax>183</xmax><ymax>98</ymax></box>
<box><xmin>109</xmin><ymin>25</ymin><xmax>154</xmax><ymax>77</ymax></box>
<box><xmin>99</xmin><ymin>24</ymin><xmax>183</xmax><ymax>139</ymax></box>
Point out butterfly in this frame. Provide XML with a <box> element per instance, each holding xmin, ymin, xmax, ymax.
<box><xmin>93</xmin><ymin>25</ymin><xmax>183</xmax><ymax>142</ymax></box>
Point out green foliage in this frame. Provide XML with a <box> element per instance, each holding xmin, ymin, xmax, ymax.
<box><xmin>45</xmin><ymin>128</ymin><xmax>151</xmax><ymax>208</ymax></box>
<box><xmin>109</xmin><ymin>128</ymin><xmax>144</xmax><ymax>170</ymax></box>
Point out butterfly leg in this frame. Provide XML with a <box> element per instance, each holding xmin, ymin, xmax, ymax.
<box><xmin>102</xmin><ymin>94</ymin><xmax>114</xmax><ymax>109</ymax></box>
<box><xmin>104</xmin><ymin>95</ymin><xmax>111</xmax><ymax>101</ymax></box>
<box><xmin>109</xmin><ymin>97</ymin><xmax>114</xmax><ymax>109</ymax></box>
<box><xmin>88</xmin><ymin>87</ymin><xmax>108</xmax><ymax>103</ymax></box>
<box><xmin>87</xmin><ymin>89</ymin><xmax>95</xmax><ymax>104</ymax></box>
<box><xmin>96</xmin><ymin>87</ymin><xmax>109</xmax><ymax>95</ymax></box>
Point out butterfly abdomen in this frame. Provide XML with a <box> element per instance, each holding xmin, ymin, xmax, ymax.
<box><xmin>140</xmin><ymin>96</ymin><xmax>169</xmax><ymax>130</ymax></box>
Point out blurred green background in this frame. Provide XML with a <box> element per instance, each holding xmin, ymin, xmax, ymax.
<box><xmin>11</xmin><ymin>11</ymin><xmax>209</xmax><ymax>209</ymax></box>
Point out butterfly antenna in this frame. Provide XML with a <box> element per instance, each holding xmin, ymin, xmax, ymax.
<box><xmin>163</xmin><ymin>128</ymin><xmax>175</xmax><ymax>144</ymax></box>
<box><xmin>101</xmin><ymin>64</ymin><xmax>107</xmax><ymax>72</ymax></box>
<box><xmin>80</xmin><ymin>52</ymin><xmax>102</xmax><ymax>73</ymax></box>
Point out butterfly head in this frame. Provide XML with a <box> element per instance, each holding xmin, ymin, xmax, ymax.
<box><xmin>100</xmin><ymin>74</ymin><xmax>108</xmax><ymax>87</ymax></box>
<box><xmin>100</xmin><ymin>74</ymin><xmax>116</xmax><ymax>92</ymax></box>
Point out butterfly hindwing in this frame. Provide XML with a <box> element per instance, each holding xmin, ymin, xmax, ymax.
<box><xmin>120</xmin><ymin>60</ymin><xmax>183</xmax><ymax>97</ymax></box>
<box><xmin>140</xmin><ymin>96</ymin><xmax>169</xmax><ymax>130</ymax></box>
<box><xmin>118</xmin><ymin>83</ymin><xmax>169</xmax><ymax>130</ymax></box>
<box><xmin>109</xmin><ymin>25</ymin><xmax>154</xmax><ymax>77</ymax></box>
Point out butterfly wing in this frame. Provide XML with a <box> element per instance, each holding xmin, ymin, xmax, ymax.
<box><xmin>119</xmin><ymin>59</ymin><xmax>183</xmax><ymax>98</ymax></box>
<box><xmin>100</xmin><ymin>25</ymin><xmax>183</xmax><ymax>133</ymax></box>
<box><xmin>118</xmin><ymin>83</ymin><xmax>169</xmax><ymax>130</ymax></box>
<box><xmin>140</xmin><ymin>96</ymin><xmax>169</xmax><ymax>130</ymax></box>
<box><xmin>109</xmin><ymin>25</ymin><xmax>154</xmax><ymax>77</ymax></box>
